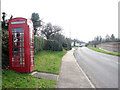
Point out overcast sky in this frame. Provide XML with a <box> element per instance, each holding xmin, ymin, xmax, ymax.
<box><xmin>1</xmin><ymin>0</ymin><xmax>119</xmax><ymax>42</ymax></box>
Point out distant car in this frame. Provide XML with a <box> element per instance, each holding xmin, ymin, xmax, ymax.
<box><xmin>79</xmin><ymin>45</ymin><xmax>82</xmax><ymax>47</ymax></box>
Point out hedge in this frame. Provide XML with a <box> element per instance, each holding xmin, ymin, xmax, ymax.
<box><xmin>45</xmin><ymin>40</ymin><xmax>63</xmax><ymax>51</ymax></box>
<box><xmin>62</xmin><ymin>43</ymin><xmax>71</xmax><ymax>50</ymax></box>
<box><xmin>34</xmin><ymin>36</ymin><xmax>46</xmax><ymax>54</ymax></box>
<box><xmin>2</xmin><ymin>30</ymin><xmax>9</xmax><ymax>69</ymax></box>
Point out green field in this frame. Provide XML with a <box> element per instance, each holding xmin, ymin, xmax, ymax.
<box><xmin>87</xmin><ymin>47</ymin><xmax>120</xmax><ymax>56</ymax></box>
<box><xmin>2</xmin><ymin>50</ymin><xmax>66</xmax><ymax>88</ymax></box>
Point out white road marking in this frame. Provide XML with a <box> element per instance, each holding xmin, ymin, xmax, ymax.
<box><xmin>73</xmin><ymin>52</ymin><xmax>95</xmax><ymax>88</ymax></box>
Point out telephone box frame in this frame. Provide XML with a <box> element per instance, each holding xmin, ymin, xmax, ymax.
<box><xmin>9</xmin><ymin>18</ymin><xmax>34</xmax><ymax>73</ymax></box>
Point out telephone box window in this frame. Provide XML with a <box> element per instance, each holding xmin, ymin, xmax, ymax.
<box><xmin>12</xmin><ymin>28</ymin><xmax>24</xmax><ymax>32</ymax></box>
<box><xmin>11</xmin><ymin>27</ymin><xmax>25</xmax><ymax>67</ymax></box>
<box><xmin>14</xmin><ymin>53</ymin><xmax>18</xmax><ymax>56</ymax></box>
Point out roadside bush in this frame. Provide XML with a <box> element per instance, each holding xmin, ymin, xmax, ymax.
<box><xmin>2</xmin><ymin>30</ymin><xmax>9</xmax><ymax>69</ymax></box>
<box><xmin>45</xmin><ymin>40</ymin><xmax>63</xmax><ymax>51</ymax></box>
<box><xmin>51</xmin><ymin>34</ymin><xmax>72</xmax><ymax>50</ymax></box>
<box><xmin>67</xmin><ymin>42</ymin><xmax>72</xmax><ymax>50</ymax></box>
<box><xmin>34</xmin><ymin>36</ymin><xmax>46</xmax><ymax>54</ymax></box>
<box><xmin>62</xmin><ymin>42</ymin><xmax>71</xmax><ymax>50</ymax></box>
<box><xmin>62</xmin><ymin>43</ymin><xmax>67</xmax><ymax>50</ymax></box>
<box><xmin>65</xmin><ymin>38</ymin><xmax>72</xmax><ymax>50</ymax></box>
<box><xmin>62</xmin><ymin>38</ymin><xmax>72</xmax><ymax>50</ymax></box>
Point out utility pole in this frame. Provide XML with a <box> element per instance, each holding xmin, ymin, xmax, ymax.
<box><xmin>69</xmin><ymin>31</ymin><xmax>71</xmax><ymax>39</ymax></box>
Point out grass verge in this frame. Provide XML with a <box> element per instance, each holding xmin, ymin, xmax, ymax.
<box><xmin>34</xmin><ymin>50</ymin><xmax>66</xmax><ymax>74</ymax></box>
<box><xmin>2</xmin><ymin>50</ymin><xmax>66</xmax><ymax>88</ymax></box>
<box><xmin>87</xmin><ymin>47</ymin><xmax>120</xmax><ymax>56</ymax></box>
<box><xmin>2</xmin><ymin>70</ymin><xmax>56</xmax><ymax>88</ymax></box>
<box><xmin>72</xmin><ymin>47</ymin><xmax>78</xmax><ymax>49</ymax></box>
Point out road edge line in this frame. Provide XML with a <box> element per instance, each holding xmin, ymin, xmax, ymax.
<box><xmin>73</xmin><ymin>50</ymin><xmax>95</xmax><ymax>88</ymax></box>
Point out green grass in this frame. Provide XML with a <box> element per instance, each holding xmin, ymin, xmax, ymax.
<box><xmin>2</xmin><ymin>50</ymin><xmax>66</xmax><ymax>88</ymax></box>
<box><xmin>0</xmin><ymin>71</ymin><xmax>1</xmax><ymax>90</ymax></box>
<box><xmin>87</xmin><ymin>47</ymin><xmax>120</xmax><ymax>56</ymax></box>
<box><xmin>2</xmin><ymin>70</ymin><xmax>56</xmax><ymax>88</ymax></box>
<box><xmin>34</xmin><ymin>50</ymin><xmax>67</xmax><ymax>75</ymax></box>
<box><xmin>72</xmin><ymin>47</ymin><xmax>78</xmax><ymax>49</ymax></box>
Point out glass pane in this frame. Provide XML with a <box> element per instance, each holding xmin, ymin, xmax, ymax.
<box><xmin>23</xmin><ymin>53</ymin><xmax>24</xmax><ymax>56</ymax></box>
<box><xmin>23</xmin><ymin>48</ymin><xmax>24</xmax><ymax>52</ymax></box>
<box><xmin>20</xmin><ymin>43</ymin><xmax>22</xmax><ymax>46</ymax></box>
<box><xmin>14</xmin><ymin>28</ymin><xmax>24</xmax><ymax>32</ymax></box>
<box><xmin>14</xmin><ymin>53</ymin><xmax>18</xmax><ymax>56</ymax></box>
<box><xmin>12</xmin><ymin>58</ymin><xmax>14</xmax><ymax>61</ymax></box>
<box><xmin>12</xmin><ymin>47</ymin><xmax>19</xmax><ymax>51</ymax></box>
<box><xmin>20</xmin><ymin>38</ymin><xmax>24</xmax><ymax>41</ymax></box>
<box><xmin>13</xmin><ymin>33</ymin><xmax>20</xmax><ymax>38</ymax></box>
<box><xmin>31</xmin><ymin>38</ymin><xmax>33</xmax><ymax>42</ymax></box>
<box><xmin>20</xmin><ymin>53</ymin><xmax>22</xmax><ymax>56</ymax></box>
<box><xmin>31</xmin><ymin>57</ymin><xmax>33</xmax><ymax>65</ymax></box>
<box><xmin>12</xmin><ymin>28</ymin><xmax>14</xmax><ymax>32</ymax></box>
<box><xmin>31</xmin><ymin>51</ymin><xmax>33</xmax><ymax>57</ymax></box>
<box><xmin>31</xmin><ymin>48</ymin><xmax>32</xmax><ymax>51</ymax></box>
<box><xmin>20</xmin><ymin>33</ymin><xmax>24</xmax><ymax>37</ymax></box>
<box><xmin>20</xmin><ymin>43</ymin><xmax>24</xmax><ymax>46</ymax></box>
<box><xmin>20</xmin><ymin>48</ymin><xmax>22</xmax><ymax>52</ymax></box>
<box><xmin>13</xmin><ymin>42</ymin><xmax>18</xmax><ymax>47</ymax></box>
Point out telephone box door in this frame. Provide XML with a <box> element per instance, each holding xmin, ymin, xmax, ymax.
<box><xmin>9</xmin><ymin>19</ymin><xmax>26</xmax><ymax>73</ymax></box>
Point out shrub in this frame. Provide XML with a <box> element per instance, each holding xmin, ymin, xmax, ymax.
<box><xmin>34</xmin><ymin>36</ymin><xmax>46</xmax><ymax>54</ymax></box>
<box><xmin>50</xmin><ymin>34</ymin><xmax>72</xmax><ymax>50</ymax></box>
<box><xmin>45</xmin><ymin>40</ymin><xmax>63</xmax><ymax>51</ymax></box>
<box><xmin>62</xmin><ymin>40</ymin><xmax>72</xmax><ymax>50</ymax></box>
<box><xmin>2</xmin><ymin>30</ymin><xmax>9</xmax><ymax>69</ymax></box>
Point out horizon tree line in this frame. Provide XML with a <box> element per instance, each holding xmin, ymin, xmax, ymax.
<box><xmin>87</xmin><ymin>34</ymin><xmax>120</xmax><ymax>46</ymax></box>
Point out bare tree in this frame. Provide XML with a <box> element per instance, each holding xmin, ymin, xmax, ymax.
<box><xmin>41</xmin><ymin>23</ymin><xmax>62</xmax><ymax>39</ymax></box>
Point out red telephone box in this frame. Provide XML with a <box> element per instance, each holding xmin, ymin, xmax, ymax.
<box><xmin>9</xmin><ymin>18</ymin><xmax>34</xmax><ymax>73</ymax></box>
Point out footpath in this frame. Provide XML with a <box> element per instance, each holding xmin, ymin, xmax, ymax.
<box><xmin>57</xmin><ymin>48</ymin><xmax>93</xmax><ymax>88</ymax></box>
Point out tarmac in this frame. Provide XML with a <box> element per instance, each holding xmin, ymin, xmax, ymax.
<box><xmin>57</xmin><ymin>48</ymin><xmax>93</xmax><ymax>88</ymax></box>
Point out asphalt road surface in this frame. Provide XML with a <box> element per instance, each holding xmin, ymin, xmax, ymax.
<box><xmin>74</xmin><ymin>47</ymin><xmax>118</xmax><ymax>88</ymax></box>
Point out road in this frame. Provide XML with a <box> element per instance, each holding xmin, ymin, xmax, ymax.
<box><xmin>74</xmin><ymin>47</ymin><xmax>118</xmax><ymax>88</ymax></box>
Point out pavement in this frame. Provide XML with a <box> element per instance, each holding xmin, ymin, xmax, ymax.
<box><xmin>57</xmin><ymin>48</ymin><xmax>93</xmax><ymax>88</ymax></box>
